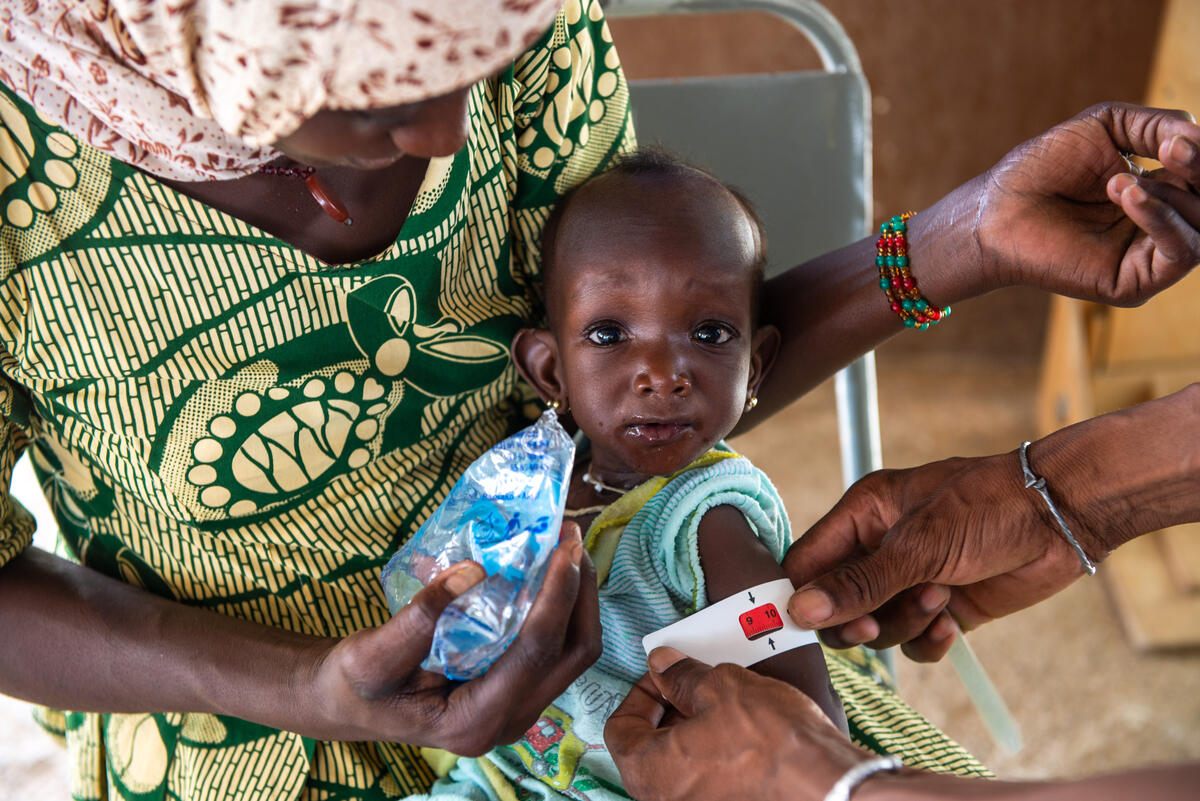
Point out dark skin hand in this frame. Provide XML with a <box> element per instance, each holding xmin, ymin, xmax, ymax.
<box><xmin>606</xmin><ymin>651</ymin><xmax>1200</xmax><ymax>801</ymax></box>
<box><xmin>0</xmin><ymin>523</ymin><xmax>601</xmax><ymax>755</ymax></box>
<box><xmin>311</xmin><ymin>522</ymin><xmax>603</xmax><ymax>751</ymax></box>
<box><xmin>785</xmin><ymin>452</ymin><xmax>1077</xmax><ymax>660</ymax></box>
<box><xmin>784</xmin><ymin>383</ymin><xmax>1200</xmax><ymax>661</ymax></box>
<box><xmin>977</xmin><ymin>104</ymin><xmax>1200</xmax><ymax>305</ymax></box>
<box><xmin>751</xmin><ymin>103</ymin><xmax>1200</xmax><ymax>426</ymax></box>
<box><xmin>606</xmin><ymin>650</ymin><xmax>867</xmax><ymax>801</ymax></box>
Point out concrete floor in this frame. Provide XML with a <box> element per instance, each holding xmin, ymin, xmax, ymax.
<box><xmin>2</xmin><ymin>289</ymin><xmax>1198</xmax><ymax>796</ymax></box>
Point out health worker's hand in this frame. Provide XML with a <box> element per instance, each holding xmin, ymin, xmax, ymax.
<box><xmin>609</xmin><ymin>648</ymin><xmax>1200</xmax><ymax>801</ymax></box>
<box><xmin>783</xmin><ymin>386</ymin><xmax>1200</xmax><ymax>662</ymax></box>
<box><xmin>782</xmin><ymin>452</ymin><xmax>1096</xmax><ymax>662</ymax></box>
<box><xmin>605</xmin><ymin>648</ymin><xmax>874</xmax><ymax>801</ymax></box>
<box><xmin>977</xmin><ymin>102</ymin><xmax>1200</xmax><ymax>305</ymax></box>
<box><xmin>300</xmin><ymin>521</ymin><xmax>601</xmax><ymax>754</ymax></box>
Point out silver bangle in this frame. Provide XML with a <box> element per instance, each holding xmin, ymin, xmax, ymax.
<box><xmin>1018</xmin><ymin>441</ymin><xmax>1098</xmax><ymax>576</ymax></box>
<box><xmin>824</xmin><ymin>755</ymin><xmax>903</xmax><ymax>801</ymax></box>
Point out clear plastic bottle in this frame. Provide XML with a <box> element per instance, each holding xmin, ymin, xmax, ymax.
<box><xmin>380</xmin><ymin>409</ymin><xmax>574</xmax><ymax>679</ymax></box>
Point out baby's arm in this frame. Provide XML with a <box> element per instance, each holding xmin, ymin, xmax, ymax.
<box><xmin>697</xmin><ymin>504</ymin><xmax>849</xmax><ymax>734</ymax></box>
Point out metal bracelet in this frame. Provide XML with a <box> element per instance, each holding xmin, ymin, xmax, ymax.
<box><xmin>824</xmin><ymin>755</ymin><xmax>903</xmax><ymax>801</ymax></box>
<box><xmin>1018</xmin><ymin>441</ymin><xmax>1098</xmax><ymax>576</ymax></box>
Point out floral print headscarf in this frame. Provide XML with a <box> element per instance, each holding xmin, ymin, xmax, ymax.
<box><xmin>0</xmin><ymin>0</ymin><xmax>563</xmax><ymax>180</ymax></box>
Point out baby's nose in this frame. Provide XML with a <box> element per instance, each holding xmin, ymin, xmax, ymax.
<box><xmin>634</xmin><ymin>357</ymin><xmax>692</xmax><ymax>397</ymax></box>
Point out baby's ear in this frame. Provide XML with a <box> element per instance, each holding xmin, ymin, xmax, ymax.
<box><xmin>511</xmin><ymin>328</ymin><xmax>566</xmax><ymax>405</ymax></box>
<box><xmin>748</xmin><ymin>324</ymin><xmax>781</xmax><ymax>397</ymax></box>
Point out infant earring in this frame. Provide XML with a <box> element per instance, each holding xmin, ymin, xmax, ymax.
<box><xmin>745</xmin><ymin>396</ymin><xmax>758</xmax><ymax>411</ymax></box>
<box><xmin>548</xmin><ymin>399</ymin><xmax>561</xmax><ymax>412</ymax></box>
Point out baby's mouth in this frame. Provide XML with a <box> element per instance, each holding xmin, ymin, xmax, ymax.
<box><xmin>625</xmin><ymin>421</ymin><xmax>692</xmax><ymax>445</ymax></box>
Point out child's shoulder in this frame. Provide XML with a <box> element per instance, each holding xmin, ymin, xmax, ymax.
<box><xmin>617</xmin><ymin>448</ymin><xmax>790</xmax><ymax>616</ymax></box>
<box><xmin>640</xmin><ymin>448</ymin><xmax>789</xmax><ymax>549</ymax></box>
<box><xmin>659</xmin><ymin>447</ymin><xmax>777</xmax><ymax>502</ymax></box>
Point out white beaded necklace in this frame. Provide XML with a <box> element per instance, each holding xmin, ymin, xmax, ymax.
<box><xmin>581</xmin><ymin>464</ymin><xmax>633</xmax><ymax>496</ymax></box>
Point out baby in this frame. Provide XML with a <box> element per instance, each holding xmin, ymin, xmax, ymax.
<box><xmin>417</xmin><ymin>149</ymin><xmax>848</xmax><ymax>800</ymax></box>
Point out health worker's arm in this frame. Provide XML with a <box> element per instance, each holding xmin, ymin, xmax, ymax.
<box><xmin>607</xmin><ymin>652</ymin><xmax>1200</xmax><ymax>801</ymax></box>
<box><xmin>783</xmin><ymin>381</ymin><xmax>1200</xmax><ymax>659</ymax></box>
<box><xmin>748</xmin><ymin>103</ymin><xmax>1200</xmax><ymax>428</ymax></box>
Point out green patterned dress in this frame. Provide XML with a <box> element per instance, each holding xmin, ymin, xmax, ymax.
<box><xmin>0</xmin><ymin>3</ymin><xmax>630</xmax><ymax>799</ymax></box>
<box><xmin>0</xmin><ymin>2</ymin><xmax>984</xmax><ymax>799</ymax></box>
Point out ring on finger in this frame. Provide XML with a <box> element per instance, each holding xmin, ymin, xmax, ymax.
<box><xmin>1120</xmin><ymin>151</ymin><xmax>1147</xmax><ymax>176</ymax></box>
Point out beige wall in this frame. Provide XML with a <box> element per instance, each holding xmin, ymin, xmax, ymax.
<box><xmin>608</xmin><ymin>0</ymin><xmax>1166</xmax><ymax>225</ymax></box>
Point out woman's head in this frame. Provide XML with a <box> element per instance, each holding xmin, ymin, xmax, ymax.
<box><xmin>271</xmin><ymin>88</ymin><xmax>475</xmax><ymax>169</ymax></box>
<box><xmin>1</xmin><ymin>0</ymin><xmax>562</xmax><ymax>179</ymax></box>
<box><xmin>513</xmin><ymin>150</ymin><xmax>780</xmax><ymax>484</ymax></box>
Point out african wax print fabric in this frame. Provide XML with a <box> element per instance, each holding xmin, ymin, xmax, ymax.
<box><xmin>0</xmin><ymin>2</ymin><xmax>633</xmax><ymax>798</ymax></box>
<box><xmin>0</xmin><ymin>0</ymin><xmax>565</xmax><ymax>179</ymax></box>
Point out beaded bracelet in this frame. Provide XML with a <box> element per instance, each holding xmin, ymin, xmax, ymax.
<box><xmin>876</xmin><ymin>212</ymin><xmax>950</xmax><ymax>330</ymax></box>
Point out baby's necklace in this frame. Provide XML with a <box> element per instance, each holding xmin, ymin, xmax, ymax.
<box><xmin>581</xmin><ymin>464</ymin><xmax>633</xmax><ymax>496</ymax></box>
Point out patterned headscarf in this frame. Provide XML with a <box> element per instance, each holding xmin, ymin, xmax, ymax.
<box><xmin>0</xmin><ymin>0</ymin><xmax>563</xmax><ymax>180</ymax></box>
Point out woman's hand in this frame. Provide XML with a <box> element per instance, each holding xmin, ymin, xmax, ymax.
<box><xmin>0</xmin><ymin>522</ymin><xmax>600</xmax><ymax>753</ymax></box>
<box><xmin>976</xmin><ymin>102</ymin><xmax>1200</xmax><ymax>305</ymax></box>
<box><xmin>606</xmin><ymin>648</ymin><xmax>871</xmax><ymax>801</ymax></box>
<box><xmin>750</xmin><ymin>104</ymin><xmax>1198</xmax><ymax>426</ymax></box>
<box><xmin>301</xmin><ymin>521</ymin><xmax>601</xmax><ymax>753</ymax></box>
<box><xmin>0</xmin><ymin>521</ymin><xmax>599</xmax><ymax>752</ymax></box>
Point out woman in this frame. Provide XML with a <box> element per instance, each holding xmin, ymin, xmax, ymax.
<box><xmin>0</xmin><ymin>1</ymin><xmax>1197</xmax><ymax>799</ymax></box>
<box><xmin>0</xmin><ymin>1</ymin><xmax>619</xmax><ymax>798</ymax></box>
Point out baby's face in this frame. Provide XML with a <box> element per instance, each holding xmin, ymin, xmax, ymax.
<box><xmin>548</xmin><ymin>174</ymin><xmax>764</xmax><ymax>483</ymax></box>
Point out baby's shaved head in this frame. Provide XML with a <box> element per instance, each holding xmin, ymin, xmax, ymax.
<box><xmin>540</xmin><ymin>149</ymin><xmax>767</xmax><ymax>329</ymax></box>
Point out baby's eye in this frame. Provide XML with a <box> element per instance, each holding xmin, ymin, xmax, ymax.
<box><xmin>586</xmin><ymin>326</ymin><xmax>624</xmax><ymax>346</ymax></box>
<box><xmin>693</xmin><ymin>324</ymin><xmax>734</xmax><ymax>345</ymax></box>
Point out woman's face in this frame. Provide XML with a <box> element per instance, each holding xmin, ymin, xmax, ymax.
<box><xmin>272</xmin><ymin>86</ymin><xmax>473</xmax><ymax>168</ymax></box>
